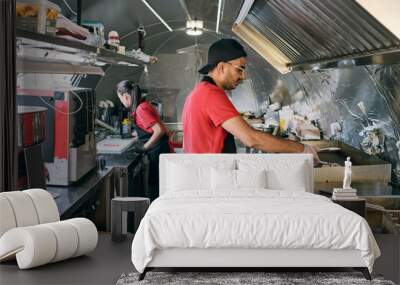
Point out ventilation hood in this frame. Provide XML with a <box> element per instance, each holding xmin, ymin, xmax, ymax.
<box><xmin>233</xmin><ymin>0</ymin><xmax>400</xmax><ymax>73</ymax></box>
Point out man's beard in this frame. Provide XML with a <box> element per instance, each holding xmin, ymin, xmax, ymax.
<box><xmin>224</xmin><ymin>81</ymin><xmax>238</xmax><ymax>91</ymax></box>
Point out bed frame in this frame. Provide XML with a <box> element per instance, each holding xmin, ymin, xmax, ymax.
<box><xmin>141</xmin><ymin>248</ymin><xmax>370</xmax><ymax>280</ymax></box>
<box><xmin>138</xmin><ymin>154</ymin><xmax>372</xmax><ymax>280</ymax></box>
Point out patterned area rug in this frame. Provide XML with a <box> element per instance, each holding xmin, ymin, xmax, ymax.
<box><xmin>116</xmin><ymin>271</ymin><xmax>395</xmax><ymax>285</ymax></box>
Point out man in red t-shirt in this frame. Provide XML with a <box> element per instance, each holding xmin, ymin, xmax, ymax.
<box><xmin>182</xmin><ymin>39</ymin><xmax>319</xmax><ymax>164</ymax></box>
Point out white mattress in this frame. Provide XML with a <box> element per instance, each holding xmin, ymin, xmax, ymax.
<box><xmin>131</xmin><ymin>190</ymin><xmax>380</xmax><ymax>273</ymax></box>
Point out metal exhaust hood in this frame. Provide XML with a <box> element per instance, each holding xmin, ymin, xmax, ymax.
<box><xmin>233</xmin><ymin>0</ymin><xmax>400</xmax><ymax>73</ymax></box>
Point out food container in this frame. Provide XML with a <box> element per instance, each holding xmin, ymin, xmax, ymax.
<box><xmin>17</xmin><ymin>106</ymin><xmax>47</xmax><ymax>148</ymax></box>
<box><xmin>16</xmin><ymin>0</ymin><xmax>60</xmax><ymax>35</ymax></box>
<box><xmin>16</xmin><ymin>16</ymin><xmax>57</xmax><ymax>35</ymax></box>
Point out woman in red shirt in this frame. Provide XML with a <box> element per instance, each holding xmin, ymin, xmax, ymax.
<box><xmin>116</xmin><ymin>80</ymin><xmax>171</xmax><ymax>200</ymax></box>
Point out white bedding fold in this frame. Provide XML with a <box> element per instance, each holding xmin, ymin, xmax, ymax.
<box><xmin>131</xmin><ymin>190</ymin><xmax>380</xmax><ymax>273</ymax></box>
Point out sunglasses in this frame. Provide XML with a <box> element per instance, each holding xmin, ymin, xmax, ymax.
<box><xmin>225</xmin><ymin>62</ymin><xmax>245</xmax><ymax>75</ymax></box>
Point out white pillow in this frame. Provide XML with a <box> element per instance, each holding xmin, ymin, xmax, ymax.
<box><xmin>211</xmin><ymin>169</ymin><xmax>267</xmax><ymax>190</ymax></box>
<box><xmin>238</xmin><ymin>158</ymin><xmax>309</xmax><ymax>191</ymax></box>
<box><xmin>167</xmin><ymin>162</ymin><xmax>208</xmax><ymax>191</ymax></box>
<box><xmin>236</xmin><ymin>169</ymin><xmax>267</xmax><ymax>189</ymax></box>
<box><xmin>211</xmin><ymin>168</ymin><xmax>236</xmax><ymax>190</ymax></box>
<box><xmin>266</xmin><ymin>165</ymin><xmax>307</xmax><ymax>191</ymax></box>
<box><xmin>167</xmin><ymin>160</ymin><xmax>235</xmax><ymax>191</ymax></box>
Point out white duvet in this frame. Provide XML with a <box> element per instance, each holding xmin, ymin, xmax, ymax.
<box><xmin>131</xmin><ymin>190</ymin><xmax>380</xmax><ymax>273</ymax></box>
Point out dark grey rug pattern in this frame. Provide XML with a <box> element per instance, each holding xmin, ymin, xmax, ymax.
<box><xmin>116</xmin><ymin>271</ymin><xmax>396</xmax><ymax>285</ymax></box>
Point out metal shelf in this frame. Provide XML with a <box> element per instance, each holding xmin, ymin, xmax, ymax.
<box><xmin>16</xmin><ymin>28</ymin><xmax>145</xmax><ymax>73</ymax></box>
<box><xmin>17</xmin><ymin>28</ymin><xmax>97</xmax><ymax>53</ymax></box>
<box><xmin>97</xmin><ymin>48</ymin><xmax>142</xmax><ymax>66</ymax></box>
<box><xmin>17</xmin><ymin>56</ymin><xmax>105</xmax><ymax>75</ymax></box>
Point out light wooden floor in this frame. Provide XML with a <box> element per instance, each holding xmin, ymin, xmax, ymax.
<box><xmin>0</xmin><ymin>232</ymin><xmax>134</xmax><ymax>285</ymax></box>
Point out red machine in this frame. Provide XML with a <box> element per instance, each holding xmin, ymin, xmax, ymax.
<box><xmin>17</xmin><ymin>106</ymin><xmax>47</xmax><ymax>189</ymax></box>
<box><xmin>17</xmin><ymin>88</ymin><xmax>97</xmax><ymax>185</ymax></box>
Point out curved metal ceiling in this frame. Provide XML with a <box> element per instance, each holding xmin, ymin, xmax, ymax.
<box><xmin>52</xmin><ymin>0</ymin><xmax>244</xmax><ymax>54</ymax></box>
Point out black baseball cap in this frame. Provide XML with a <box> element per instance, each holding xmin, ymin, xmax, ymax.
<box><xmin>198</xmin><ymin>39</ymin><xmax>247</xmax><ymax>74</ymax></box>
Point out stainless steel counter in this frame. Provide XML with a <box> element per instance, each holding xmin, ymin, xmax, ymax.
<box><xmin>47</xmin><ymin>167</ymin><xmax>114</xmax><ymax>230</ymax></box>
<box><xmin>100</xmin><ymin>151</ymin><xmax>147</xmax><ymax>197</ymax></box>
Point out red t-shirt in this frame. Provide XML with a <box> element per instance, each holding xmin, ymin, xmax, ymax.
<box><xmin>131</xmin><ymin>101</ymin><xmax>165</xmax><ymax>134</ymax></box>
<box><xmin>182</xmin><ymin>81</ymin><xmax>240</xmax><ymax>153</ymax></box>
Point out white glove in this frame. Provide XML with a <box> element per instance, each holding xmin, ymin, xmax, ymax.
<box><xmin>302</xmin><ymin>144</ymin><xmax>320</xmax><ymax>166</ymax></box>
<box><xmin>106</xmin><ymin>100</ymin><xmax>114</xmax><ymax>108</ymax></box>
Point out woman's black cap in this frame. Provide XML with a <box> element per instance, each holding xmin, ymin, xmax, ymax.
<box><xmin>198</xmin><ymin>38</ymin><xmax>247</xmax><ymax>74</ymax></box>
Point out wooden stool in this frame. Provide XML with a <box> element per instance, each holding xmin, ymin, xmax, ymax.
<box><xmin>111</xmin><ymin>197</ymin><xmax>150</xmax><ymax>242</ymax></box>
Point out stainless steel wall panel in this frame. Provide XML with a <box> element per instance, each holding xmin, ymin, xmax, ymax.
<box><xmin>68</xmin><ymin>0</ymin><xmax>400</xmax><ymax>183</ymax></box>
<box><xmin>278</xmin><ymin>65</ymin><xmax>400</xmax><ymax>183</ymax></box>
<box><xmin>243</xmin><ymin>0</ymin><xmax>400</xmax><ymax>65</ymax></box>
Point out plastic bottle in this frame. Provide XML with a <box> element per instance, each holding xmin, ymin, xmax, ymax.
<box><xmin>121</xmin><ymin>118</ymin><xmax>131</xmax><ymax>138</ymax></box>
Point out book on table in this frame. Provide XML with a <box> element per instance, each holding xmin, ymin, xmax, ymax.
<box><xmin>333</xmin><ymin>188</ymin><xmax>357</xmax><ymax>193</ymax></box>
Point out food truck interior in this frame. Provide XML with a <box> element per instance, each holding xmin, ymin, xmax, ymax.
<box><xmin>0</xmin><ymin>0</ymin><xmax>399</xmax><ymax>284</ymax></box>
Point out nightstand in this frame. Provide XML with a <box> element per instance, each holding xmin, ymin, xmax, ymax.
<box><xmin>332</xmin><ymin>198</ymin><xmax>366</xmax><ymax>217</ymax></box>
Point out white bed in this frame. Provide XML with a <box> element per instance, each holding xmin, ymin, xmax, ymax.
<box><xmin>131</xmin><ymin>154</ymin><xmax>380</xmax><ymax>280</ymax></box>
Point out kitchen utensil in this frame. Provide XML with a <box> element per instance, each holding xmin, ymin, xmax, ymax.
<box><xmin>318</xmin><ymin>147</ymin><xmax>342</xmax><ymax>152</ymax></box>
<box><xmin>319</xmin><ymin>160</ymin><xmax>341</xmax><ymax>167</ymax></box>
